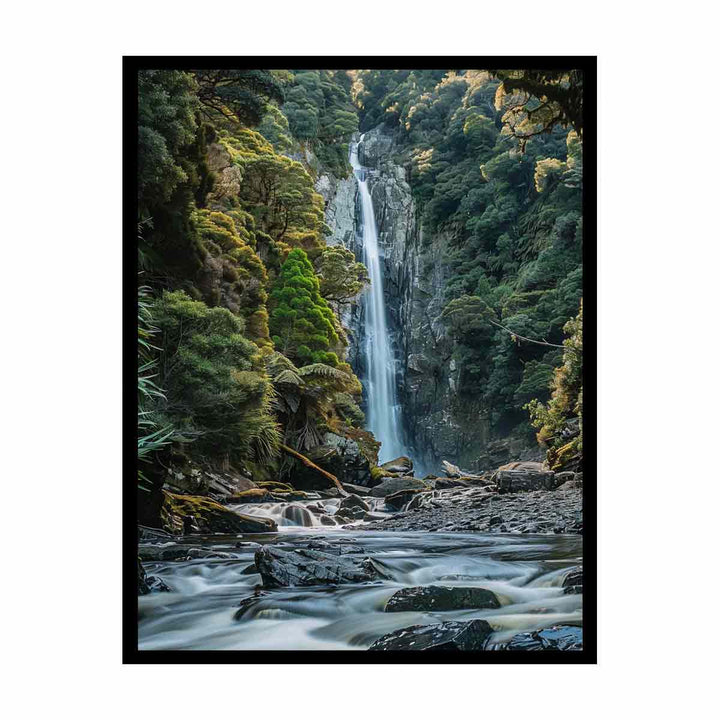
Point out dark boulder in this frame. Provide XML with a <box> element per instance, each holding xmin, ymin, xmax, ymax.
<box><xmin>384</xmin><ymin>585</ymin><xmax>501</xmax><ymax>612</ymax></box>
<box><xmin>342</xmin><ymin>483</ymin><xmax>372</xmax><ymax>496</ymax></box>
<box><xmin>254</xmin><ymin>546</ymin><xmax>381</xmax><ymax>588</ymax></box>
<box><xmin>339</xmin><ymin>494</ymin><xmax>370</xmax><ymax>513</ymax></box>
<box><xmin>497</xmin><ymin>625</ymin><xmax>582</xmax><ymax>651</ymax></box>
<box><xmin>368</xmin><ymin>620</ymin><xmax>493</xmax><ymax>651</ymax></box>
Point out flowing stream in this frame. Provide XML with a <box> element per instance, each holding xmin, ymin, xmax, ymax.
<box><xmin>350</xmin><ymin>137</ymin><xmax>406</xmax><ymax>464</ymax></box>
<box><xmin>139</xmin><ymin>510</ymin><xmax>582</xmax><ymax>651</ymax></box>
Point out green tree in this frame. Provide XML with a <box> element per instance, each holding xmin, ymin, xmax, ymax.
<box><xmin>137</xmin><ymin>70</ymin><xmax>198</xmax><ymax>213</ymax></box>
<box><xmin>492</xmin><ymin>69</ymin><xmax>584</xmax><ymax>149</ymax></box>
<box><xmin>269</xmin><ymin>248</ymin><xmax>341</xmax><ymax>366</ymax></box>
<box><xmin>193</xmin><ymin>69</ymin><xmax>284</xmax><ymax>126</ymax></box>
<box><xmin>315</xmin><ymin>245</ymin><xmax>369</xmax><ymax>304</ymax></box>
<box><xmin>152</xmin><ymin>290</ymin><xmax>280</xmax><ymax>464</ymax></box>
<box><xmin>526</xmin><ymin>300</ymin><xmax>583</xmax><ymax>469</ymax></box>
<box><xmin>257</xmin><ymin>104</ymin><xmax>294</xmax><ymax>153</ymax></box>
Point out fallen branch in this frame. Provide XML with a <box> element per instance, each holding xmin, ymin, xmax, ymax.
<box><xmin>279</xmin><ymin>443</ymin><xmax>348</xmax><ymax>497</ymax></box>
<box><xmin>490</xmin><ymin>320</ymin><xmax>582</xmax><ymax>355</ymax></box>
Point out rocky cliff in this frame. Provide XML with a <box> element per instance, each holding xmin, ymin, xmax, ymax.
<box><xmin>348</xmin><ymin>127</ymin><xmax>541</xmax><ymax>473</ymax></box>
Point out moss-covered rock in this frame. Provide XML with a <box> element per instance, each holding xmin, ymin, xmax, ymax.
<box><xmin>269</xmin><ymin>489</ymin><xmax>309</xmax><ymax>501</ymax></box>
<box><xmin>256</xmin><ymin>481</ymin><xmax>295</xmax><ymax>492</ymax></box>
<box><xmin>370</xmin><ymin>465</ymin><xmax>391</xmax><ymax>485</ymax></box>
<box><xmin>161</xmin><ymin>491</ymin><xmax>277</xmax><ymax>534</ymax></box>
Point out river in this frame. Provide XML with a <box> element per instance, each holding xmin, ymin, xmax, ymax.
<box><xmin>138</xmin><ymin>499</ymin><xmax>582</xmax><ymax>651</ymax></box>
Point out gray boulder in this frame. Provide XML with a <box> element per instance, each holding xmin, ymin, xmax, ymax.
<box><xmin>339</xmin><ymin>494</ymin><xmax>370</xmax><ymax>513</ymax></box>
<box><xmin>380</xmin><ymin>456</ymin><xmax>414</xmax><ymax>474</ymax></box>
<box><xmin>384</xmin><ymin>585</ymin><xmax>500</xmax><ymax>612</ymax></box>
<box><xmin>342</xmin><ymin>483</ymin><xmax>372</xmax><ymax>496</ymax></box>
<box><xmin>494</xmin><ymin>462</ymin><xmax>556</xmax><ymax>493</ymax></box>
<box><xmin>254</xmin><ymin>546</ymin><xmax>381</xmax><ymax>588</ymax></box>
<box><xmin>368</xmin><ymin>620</ymin><xmax>493</xmax><ymax>651</ymax></box>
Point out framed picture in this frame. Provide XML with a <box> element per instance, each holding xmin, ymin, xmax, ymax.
<box><xmin>125</xmin><ymin>56</ymin><xmax>596</xmax><ymax>663</ymax></box>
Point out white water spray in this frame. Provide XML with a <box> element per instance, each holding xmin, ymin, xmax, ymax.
<box><xmin>350</xmin><ymin>137</ymin><xmax>406</xmax><ymax>463</ymax></box>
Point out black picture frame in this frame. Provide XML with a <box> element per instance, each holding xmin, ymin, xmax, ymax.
<box><xmin>124</xmin><ymin>55</ymin><xmax>597</xmax><ymax>664</ymax></box>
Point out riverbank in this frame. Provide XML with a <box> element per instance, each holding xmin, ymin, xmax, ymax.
<box><xmin>358</xmin><ymin>486</ymin><xmax>583</xmax><ymax>534</ymax></box>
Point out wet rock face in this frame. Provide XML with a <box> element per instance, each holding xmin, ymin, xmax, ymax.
<box><xmin>287</xmin><ymin>433</ymin><xmax>372</xmax><ymax>490</ymax></box>
<box><xmin>354</xmin><ymin>127</ymin><xmax>540</xmax><ymax>473</ymax></box>
<box><xmin>384</xmin><ymin>586</ymin><xmax>500</xmax><ymax>613</ymax></box>
<box><xmin>368</xmin><ymin>619</ymin><xmax>494</xmax><ymax>651</ymax></box>
<box><xmin>497</xmin><ymin>625</ymin><xmax>583</xmax><ymax>651</ymax></box>
<box><xmin>254</xmin><ymin>546</ymin><xmax>380</xmax><ymax>588</ymax></box>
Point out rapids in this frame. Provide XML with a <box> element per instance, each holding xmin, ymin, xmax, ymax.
<box><xmin>138</xmin><ymin>520</ymin><xmax>582</xmax><ymax>651</ymax></box>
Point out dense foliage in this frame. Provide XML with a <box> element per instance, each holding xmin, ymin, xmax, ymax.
<box><xmin>526</xmin><ymin>301</ymin><xmax>583</xmax><ymax>469</ymax></box>
<box><xmin>136</xmin><ymin>69</ymin><xmax>368</xmax><ymax>500</ymax></box>
<box><xmin>355</xmin><ymin>69</ymin><xmax>584</xmax><ymax>445</ymax></box>
<box><xmin>137</xmin><ymin>66</ymin><xmax>585</xmax><ymax>505</ymax></box>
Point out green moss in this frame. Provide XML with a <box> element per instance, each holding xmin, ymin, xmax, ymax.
<box><xmin>370</xmin><ymin>466</ymin><xmax>390</xmax><ymax>482</ymax></box>
<box><xmin>269</xmin><ymin>489</ymin><xmax>308</xmax><ymax>500</ymax></box>
<box><xmin>161</xmin><ymin>491</ymin><xmax>276</xmax><ymax>533</ymax></box>
<box><xmin>256</xmin><ymin>480</ymin><xmax>294</xmax><ymax>492</ymax></box>
<box><xmin>228</xmin><ymin>488</ymin><xmax>269</xmax><ymax>501</ymax></box>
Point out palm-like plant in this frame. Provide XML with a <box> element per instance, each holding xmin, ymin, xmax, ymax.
<box><xmin>137</xmin><ymin>282</ymin><xmax>175</xmax><ymax>488</ymax></box>
<box><xmin>266</xmin><ymin>352</ymin><xmax>361</xmax><ymax>451</ymax></box>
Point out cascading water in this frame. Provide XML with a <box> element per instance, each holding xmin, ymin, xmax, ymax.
<box><xmin>350</xmin><ymin>136</ymin><xmax>406</xmax><ymax>464</ymax></box>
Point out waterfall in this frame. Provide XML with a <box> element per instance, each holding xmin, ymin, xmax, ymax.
<box><xmin>350</xmin><ymin>136</ymin><xmax>406</xmax><ymax>464</ymax></box>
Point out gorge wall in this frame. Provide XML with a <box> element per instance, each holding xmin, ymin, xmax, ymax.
<box><xmin>318</xmin><ymin>127</ymin><xmax>541</xmax><ymax>474</ymax></box>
